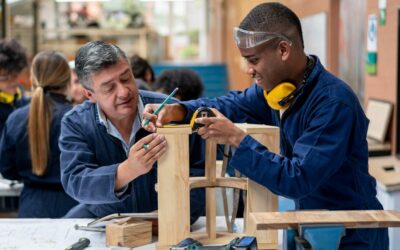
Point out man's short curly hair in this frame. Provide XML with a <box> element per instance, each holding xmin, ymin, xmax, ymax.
<box><xmin>0</xmin><ymin>39</ymin><xmax>28</xmax><ymax>75</ymax></box>
<box><xmin>154</xmin><ymin>69</ymin><xmax>204</xmax><ymax>101</ymax></box>
<box><xmin>239</xmin><ymin>2</ymin><xmax>304</xmax><ymax>48</ymax></box>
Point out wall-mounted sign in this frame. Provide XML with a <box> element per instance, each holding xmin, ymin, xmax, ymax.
<box><xmin>366</xmin><ymin>14</ymin><xmax>378</xmax><ymax>75</ymax></box>
<box><xmin>379</xmin><ymin>0</ymin><xmax>387</xmax><ymax>26</ymax></box>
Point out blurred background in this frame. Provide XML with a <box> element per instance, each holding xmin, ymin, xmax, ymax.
<box><xmin>2</xmin><ymin>2</ymin><xmax>400</xmax><ymax>248</ymax></box>
<box><xmin>0</xmin><ymin>0</ymin><xmax>399</xmax><ymax>157</ymax></box>
<box><xmin>0</xmin><ymin>0</ymin><xmax>367</xmax><ymax>97</ymax></box>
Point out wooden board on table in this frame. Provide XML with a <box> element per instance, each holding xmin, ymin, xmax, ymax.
<box><xmin>249</xmin><ymin>210</ymin><xmax>400</xmax><ymax>230</ymax></box>
<box><xmin>106</xmin><ymin>219</ymin><xmax>152</xmax><ymax>248</ymax></box>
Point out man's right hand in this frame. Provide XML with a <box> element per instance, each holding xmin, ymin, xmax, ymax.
<box><xmin>115</xmin><ymin>133</ymin><xmax>167</xmax><ymax>190</ymax></box>
<box><xmin>142</xmin><ymin>103</ymin><xmax>187</xmax><ymax>132</ymax></box>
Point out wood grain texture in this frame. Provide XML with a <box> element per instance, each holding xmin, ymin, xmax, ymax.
<box><xmin>189</xmin><ymin>176</ymin><xmax>247</xmax><ymax>190</ymax></box>
<box><xmin>241</xmin><ymin>129</ymin><xmax>279</xmax><ymax>248</ymax></box>
<box><xmin>156</xmin><ymin>132</ymin><xmax>190</xmax><ymax>247</ymax></box>
<box><xmin>157</xmin><ymin>126</ymin><xmax>192</xmax><ymax>134</ymax></box>
<box><xmin>249</xmin><ymin>210</ymin><xmax>400</xmax><ymax>230</ymax></box>
<box><xmin>206</xmin><ymin>140</ymin><xmax>217</xmax><ymax>239</ymax></box>
<box><xmin>369</xmin><ymin>156</ymin><xmax>400</xmax><ymax>192</ymax></box>
<box><xmin>106</xmin><ymin>219</ymin><xmax>152</xmax><ymax>248</ymax></box>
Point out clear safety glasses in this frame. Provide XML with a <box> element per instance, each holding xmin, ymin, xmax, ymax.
<box><xmin>233</xmin><ymin>27</ymin><xmax>292</xmax><ymax>49</ymax></box>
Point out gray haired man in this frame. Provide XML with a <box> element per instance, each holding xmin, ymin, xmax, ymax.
<box><xmin>59</xmin><ymin>41</ymin><xmax>205</xmax><ymax>222</ymax></box>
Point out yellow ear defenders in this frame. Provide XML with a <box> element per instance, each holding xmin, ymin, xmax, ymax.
<box><xmin>0</xmin><ymin>88</ymin><xmax>22</xmax><ymax>104</ymax></box>
<box><xmin>263</xmin><ymin>82</ymin><xmax>304</xmax><ymax>110</ymax></box>
<box><xmin>263</xmin><ymin>56</ymin><xmax>316</xmax><ymax>110</ymax></box>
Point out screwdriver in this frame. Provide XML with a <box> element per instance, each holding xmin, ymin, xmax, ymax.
<box><xmin>65</xmin><ymin>237</ymin><xmax>90</xmax><ymax>250</ymax></box>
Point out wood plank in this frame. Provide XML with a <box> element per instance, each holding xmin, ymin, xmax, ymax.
<box><xmin>156</xmin><ymin>132</ymin><xmax>190</xmax><ymax>246</ymax></box>
<box><xmin>157</xmin><ymin>126</ymin><xmax>192</xmax><ymax>134</ymax></box>
<box><xmin>236</xmin><ymin>123</ymin><xmax>280</xmax><ymax>135</ymax></box>
<box><xmin>106</xmin><ymin>219</ymin><xmax>152</xmax><ymax>248</ymax></box>
<box><xmin>249</xmin><ymin>210</ymin><xmax>400</xmax><ymax>230</ymax></box>
<box><xmin>369</xmin><ymin>156</ymin><xmax>400</xmax><ymax>192</ymax></box>
<box><xmin>189</xmin><ymin>177</ymin><xmax>247</xmax><ymax>190</ymax></box>
<box><xmin>368</xmin><ymin>141</ymin><xmax>391</xmax><ymax>151</ymax></box>
<box><xmin>244</xmin><ymin>132</ymin><xmax>279</xmax><ymax>248</ymax></box>
<box><xmin>206</xmin><ymin>140</ymin><xmax>217</xmax><ymax>240</ymax></box>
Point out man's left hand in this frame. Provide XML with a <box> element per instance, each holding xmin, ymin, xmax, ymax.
<box><xmin>195</xmin><ymin>108</ymin><xmax>246</xmax><ymax>147</ymax></box>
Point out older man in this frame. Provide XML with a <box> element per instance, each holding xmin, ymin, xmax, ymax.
<box><xmin>60</xmin><ymin>41</ymin><xmax>205</xmax><ymax>223</ymax></box>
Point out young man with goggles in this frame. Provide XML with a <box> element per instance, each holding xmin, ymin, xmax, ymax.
<box><xmin>143</xmin><ymin>3</ymin><xmax>388</xmax><ymax>249</ymax></box>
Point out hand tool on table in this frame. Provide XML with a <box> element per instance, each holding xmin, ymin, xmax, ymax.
<box><xmin>171</xmin><ymin>236</ymin><xmax>257</xmax><ymax>250</ymax></box>
<box><xmin>65</xmin><ymin>237</ymin><xmax>90</xmax><ymax>250</ymax></box>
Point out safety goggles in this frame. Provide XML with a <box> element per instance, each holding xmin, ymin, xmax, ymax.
<box><xmin>233</xmin><ymin>27</ymin><xmax>292</xmax><ymax>49</ymax></box>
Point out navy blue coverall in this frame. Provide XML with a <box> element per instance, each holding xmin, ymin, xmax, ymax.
<box><xmin>0</xmin><ymin>93</ymin><xmax>78</xmax><ymax>218</ymax></box>
<box><xmin>59</xmin><ymin>90</ymin><xmax>205</xmax><ymax>224</ymax></box>
<box><xmin>179</xmin><ymin>56</ymin><xmax>388</xmax><ymax>249</ymax></box>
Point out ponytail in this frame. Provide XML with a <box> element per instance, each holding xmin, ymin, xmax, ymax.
<box><xmin>28</xmin><ymin>86</ymin><xmax>51</xmax><ymax>176</ymax></box>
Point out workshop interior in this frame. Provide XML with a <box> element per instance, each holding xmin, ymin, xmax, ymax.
<box><xmin>1</xmin><ymin>0</ymin><xmax>400</xmax><ymax>249</ymax></box>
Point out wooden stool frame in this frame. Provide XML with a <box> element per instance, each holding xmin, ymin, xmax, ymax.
<box><xmin>156</xmin><ymin>124</ymin><xmax>280</xmax><ymax>250</ymax></box>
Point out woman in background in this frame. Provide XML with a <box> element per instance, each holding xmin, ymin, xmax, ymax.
<box><xmin>0</xmin><ymin>51</ymin><xmax>78</xmax><ymax>218</ymax></box>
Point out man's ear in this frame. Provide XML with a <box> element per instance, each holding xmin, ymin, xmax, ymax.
<box><xmin>83</xmin><ymin>88</ymin><xmax>96</xmax><ymax>103</ymax></box>
<box><xmin>279</xmin><ymin>40</ymin><xmax>291</xmax><ymax>61</ymax></box>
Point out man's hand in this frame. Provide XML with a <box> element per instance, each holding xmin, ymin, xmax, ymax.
<box><xmin>115</xmin><ymin>133</ymin><xmax>167</xmax><ymax>190</ymax></box>
<box><xmin>195</xmin><ymin>108</ymin><xmax>246</xmax><ymax>147</ymax></box>
<box><xmin>142</xmin><ymin>103</ymin><xmax>187</xmax><ymax>132</ymax></box>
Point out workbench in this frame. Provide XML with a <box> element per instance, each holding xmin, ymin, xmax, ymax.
<box><xmin>0</xmin><ymin>178</ymin><xmax>22</xmax><ymax>197</ymax></box>
<box><xmin>0</xmin><ymin>177</ymin><xmax>22</xmax><ymax>214</ymax></box>
<box><xmin>369</xmin><ymin>156</ymin><xmax>400</xmax><ymax>250</ymax></box>
<box><xmin>0</xmin><ymin>217</ymin><xmax>246</xmax><ymax>249</ymax></box>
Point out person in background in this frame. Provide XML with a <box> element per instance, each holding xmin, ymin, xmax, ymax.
<box><xmin>59</xmin><ymin>41</ymin><xmax>205</xmax><ymax>223</ymax></box>
<box><xmin>129</xmin><ymin>54</ymin><xmax>155</xmax><ymax>91</ymax></box>
<box><xmin>68</xmin><ymin>61</ymin><xmax>86</xmax><ymax>105</ymax></box>
<box><xmin>0</xmin><ymin>51</ymin><xmax>78</xmax><ymax>218</ymax></box>
<box><xmin>154</xmin><ymin>68</ymin><xmax>204</xmax><ymax>101</ymax></box>
<box><xmin>143</xmin><ymin>2</ymin><xmax>388</xmax><ymax>249</ymax></box>
<box><xmin>0</xmin><ymin>39</ymin><xmax>29</xmax><ymax>134</ymax></box>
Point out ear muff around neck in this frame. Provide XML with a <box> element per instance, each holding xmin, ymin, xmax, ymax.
<box><xmin>0</xmin><ymin>88</ymin><xmax>22</xmax><ymax>104</ymax></box>
<box><xmin>263</xmin><ymin>56</ymin><xmax>316</xmax><ymax>110</ymax></box>
<box><xmin>263</xmin><ymin>82</ymin><xmax>296</xmax><ymax>110</ymax></box>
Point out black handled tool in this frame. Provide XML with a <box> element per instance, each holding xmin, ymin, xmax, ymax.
<box><xmin>65</xmin><ymin>237</ymin><xmax>90</xmax><ymax>250</ymax></box>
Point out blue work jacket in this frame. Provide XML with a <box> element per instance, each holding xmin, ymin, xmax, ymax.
<box><xmin>0</xmin><ymin>93</ymin><xmax>78</xmax><ymax>218</ymax></box>
<box><xmin>59</xmin><ymin>90</ymin><xmax>205</xmax><ymax>223</ymax></box>
<box><xmin>180</xmin><ymin>56</ymin><xmax>388</xmax><ymax>249</ymax></box>
<box><xmin>0</xmin><ymin>86</ymin><xmax>30</xmax><ymax>134</ymax></box>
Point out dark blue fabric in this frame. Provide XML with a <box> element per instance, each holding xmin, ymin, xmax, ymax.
<box><xmin>59</xmin><ymin>90</ymin><xmax>205</xmax><ymax>224</ymax></box>
<box><xmin>180</xmin><ymin>56</ymin><xmax>388</xmax><ymax>249</ymax></box>
<box><xmin>0</xmin><ymin>86</ymin><xmax>30</xmax><ymax>134</ymax></box>
<box><xmin>0</xmin><ymin>93</ymin><xmax>78</xmax><ymax>218</ymax></box>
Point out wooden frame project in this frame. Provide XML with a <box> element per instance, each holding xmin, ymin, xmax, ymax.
<box><xmin>156</xmin><ymin>124</ymin><xmax>280</xmax><ymax>250</ymax></box>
